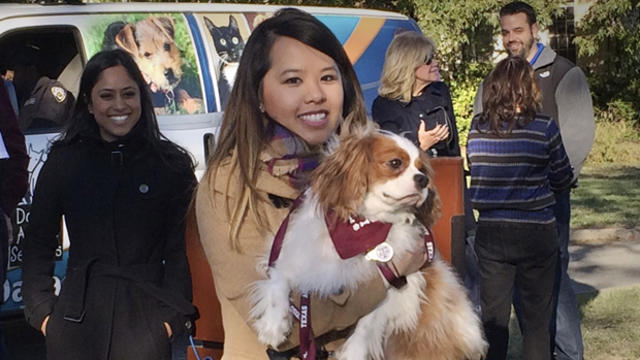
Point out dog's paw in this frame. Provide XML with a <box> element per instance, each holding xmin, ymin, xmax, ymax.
<box><xmin>254</xmin><ymin>312</ymin><xmax>292</xmax><ymax>348</ymax></box>
<box><xmin>335</xmin><ymin>346</ymin><xmax>368</xmax><ymax>360</ymax></box>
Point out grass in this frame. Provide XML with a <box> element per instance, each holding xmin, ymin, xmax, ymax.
<box><xmin>571</xmin><ymin>164</ymin><xmax>640</xmax><ymax>229</ymax></box>
<box><xmin>506</xmin><ymin>286</ymin><xmax>640</xmax><ymax>359</ymax></box>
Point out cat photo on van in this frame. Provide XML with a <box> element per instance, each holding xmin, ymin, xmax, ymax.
<box><xmin>204</xmin><ymin>15</ymin><xmax>246</xmax><ymax>109</ymax></box>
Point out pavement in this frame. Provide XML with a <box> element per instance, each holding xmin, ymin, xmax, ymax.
<box><xmin>568</xmin><ymin>226</ymin><xmax>640</xmax><ymax>294</ymax></box>
<box><xmin>1</xmin><ymin>227</ymin><xmax>638</xmax><ymax>359</ymax></box>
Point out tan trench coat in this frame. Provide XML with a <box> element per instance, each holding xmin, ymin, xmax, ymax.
<box><xmin>195</xmin><ymin>155</ymin><xmax>387</xmax><ymax>359</ymax></box>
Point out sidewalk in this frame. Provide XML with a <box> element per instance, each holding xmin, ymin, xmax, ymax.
<box><xmin>568</xmin><ymin>227</ymin><xmax>640</xmax><ymax>294</ymax></box>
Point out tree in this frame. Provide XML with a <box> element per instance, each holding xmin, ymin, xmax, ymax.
<box><xmin>574</xmin><ymin>0</ymin><xmax>640</xmax><ymax>126</ymax></box>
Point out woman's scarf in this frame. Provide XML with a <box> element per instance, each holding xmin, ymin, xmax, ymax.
<box><xmin>260</xmin><ymin>124</ymin><xmax>320</xmax><ymax>190</ymax></box>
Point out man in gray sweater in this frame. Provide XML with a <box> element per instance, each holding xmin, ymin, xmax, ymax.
<box><xmin>473</xmin><ymin>2</ymin><xmax>594</xmax><ymax>359</ymax></box>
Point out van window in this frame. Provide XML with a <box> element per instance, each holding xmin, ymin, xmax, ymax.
<box><xmin>0</xmin><ymin>26</ymin><xmax>81</xmax><ymax>135</ymax></box>
<box><xmin>82</xmin><ymin>13</ymin><xmax>206</xmax><ymax>116</ymax></box>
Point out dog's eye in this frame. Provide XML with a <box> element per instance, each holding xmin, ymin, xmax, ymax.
<box><xmin>143</xmin><ymin>52</ymin><xmax>152</xmax><ymax>58</ymax></box>
<box><xmin>164</xmin><ymin>43</ymin><xmax>171</xmax><ymax>52</ymax></box>
<box><xmin>388</xmin><ymin>158</ymin><xmax>402</xmax><ymax>169</ymax></box>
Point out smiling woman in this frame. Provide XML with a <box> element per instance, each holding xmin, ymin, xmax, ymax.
<box><xmin>195</xmin><ymin>7</ymin><xmax>429</xmax><ymax>359</ymax></box>
<box><xmin>21</xmin><ymin>49</ymin><xmax>197</xmax><ymax>360</ymax></box>
<box><xmin>88</xmin><ymin>65</ymin><xmax>142</xmax><ymax>141</ymax></box>
<box><xmin>261</xmin><ymin>36</ymin><xmax>344</xmax><ymax>146</ymax></box>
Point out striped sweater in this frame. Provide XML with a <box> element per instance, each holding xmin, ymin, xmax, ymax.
<box><xmin>467</xmin><ymin>114</ymin><xmax>573</xmax><ymax>224</ymax></box>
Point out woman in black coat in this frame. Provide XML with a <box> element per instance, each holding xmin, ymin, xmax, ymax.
<box><xmin>372</xmin><ymin>31</ymin><xmax>460</xmax><ymax>157</ymax></box>
<box><xmin>22</xmin><ymin>49</ymin><xmax>196</xmax><ymax>360</ymax></box>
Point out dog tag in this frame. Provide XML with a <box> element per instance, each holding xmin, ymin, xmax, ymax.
<box><xmin>365</xmin><ymin>242</ymin><xmax>394</xmax><ymax>262</ymax></box>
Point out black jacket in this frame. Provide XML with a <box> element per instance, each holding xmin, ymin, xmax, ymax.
<box><xmin>0</xmin><ymin>80</ymin><xmax>29</xmax><ymax>215</ymax></box>
<box><xmin>372</xmin><ymin>81</ymin><xmax>460</xmax><ymax>157</ymax></box>
<box><xmin>22</xmin><ymin>130</ymin><xmax>196</xmax><ymax>360</ymax></box>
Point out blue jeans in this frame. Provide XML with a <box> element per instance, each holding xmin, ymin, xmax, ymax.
<box><xmin>551</xmin><ymin>190</ymin><xmax>583</xmax><ymax>360</ymax></box>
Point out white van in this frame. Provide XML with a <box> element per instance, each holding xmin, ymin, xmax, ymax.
<box><xmin>0</xmin><ymin>3</ymin><xmax>421</xmax><ymax>316</ymax></box>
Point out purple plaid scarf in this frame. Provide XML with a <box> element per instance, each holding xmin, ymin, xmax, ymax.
<box><xmin>261</xmin><ymin>124</ymin><xmax>320</xmax><ymax>190</ymax></box>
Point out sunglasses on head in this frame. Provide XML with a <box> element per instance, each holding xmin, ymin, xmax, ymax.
<box><xmin>424</xmin><ymin>53</ymin><xmax>434</xmax><ymax>65</ymax></box>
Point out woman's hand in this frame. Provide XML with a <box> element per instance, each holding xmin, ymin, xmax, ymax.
<box><xmin>163</xmin><ymin>322</ymin><xmax>173</xmax><ymax>339</ymax></box>
<box><xmin>41</xmin><ymin>315</ymin><xmax>50</xmax><ymax>336</ymax></box>
<box><xmin>389</xmin><ymin>246</ymin><xmax>429</xmax><ymax>279</ymax></box>
<box><xmin>418</xmin><ymin>121</ymin><xmax>449</xmax><ymax>151</ymax></box>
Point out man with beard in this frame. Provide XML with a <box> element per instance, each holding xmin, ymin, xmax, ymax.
<box><xmin>472</xmin><ymin>2</ymin><xmax>594</xmax><ymax>360</ymax></box>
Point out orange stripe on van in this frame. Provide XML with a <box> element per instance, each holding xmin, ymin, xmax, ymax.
<box><xmin>343</xmin><ymin>17</ymin><xmax>386</xmax><ymax>65</ymax></box>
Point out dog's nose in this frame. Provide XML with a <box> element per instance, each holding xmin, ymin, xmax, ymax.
<box><xmin>164</xmin><ymin>69</ymin><xmax>178</xmax><ymax>84</ymax></box>
<box><xmin>414</xmin><ymin>173</ymin><xmax>428</xmax><ymax>189</ymax></box>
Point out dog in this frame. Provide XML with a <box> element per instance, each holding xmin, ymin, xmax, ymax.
<box><xmin>102</xmin><ymin>16</ymin><xmax>182</xmax><ymax>97</ymax></box>
<box><xmin>250</xmin><ymin>124</ymin><xmax>487</xmax><ymax>360</ymax></box>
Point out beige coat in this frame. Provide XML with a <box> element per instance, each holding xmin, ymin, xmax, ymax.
<box><xmin>196</xmin><ymin>155</ymin><xmax>387</xmax><ymax>359</ymax></box>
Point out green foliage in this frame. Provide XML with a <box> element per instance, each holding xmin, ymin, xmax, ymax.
<box><xmin>574</xmin><ymin>0</ymin><xmax>640</xmax><ymax>119</ymax></box>
<box><xmin>596</xmin><ymin>100</ymin><xmax>639</xmax><ymax>127</ymax></box>
<box><xmin>587</xmin><ymin>115</ymin><xmax>640</xmax><ymax>166</ymax></box>
<box><xmin>451</xmin><ymin>81</ymin><xmax>476</xmax><ymax>146</ymax></box>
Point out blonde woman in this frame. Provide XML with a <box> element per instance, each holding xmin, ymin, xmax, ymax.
<box><xmin>372</xmin><ymin>31</ymin><xmax>460</xmax><ymax>157</ymax></box>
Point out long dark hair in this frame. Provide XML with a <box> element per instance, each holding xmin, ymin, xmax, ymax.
<box><xmin>56</xmin><ymin>49</ymin><xmax>193</xmax><ymax>171</ymax></box>
<box><xmin>205</xmin><ymin>7</ymin><xmax>368</xmax><ymax>247</ymax></box>
<box><xmin>480</xmin><ymin>56</ymin><xmax>541</xmax><ymax>134</ymax></box>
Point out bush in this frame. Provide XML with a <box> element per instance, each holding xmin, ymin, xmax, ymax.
<box><xmin>451</xmin><ymin>82</ymin><xmax>477</xmax><ymax>147</ymax></box>
<box><xmin>596</xmin><ymin>99</ymin><xmax>639</xmax><ymax>127</ymax></box>
<box><xmin>587</xmin><ymin>102</ymin><xmax>640</xmax><ymax>165</ymax></box>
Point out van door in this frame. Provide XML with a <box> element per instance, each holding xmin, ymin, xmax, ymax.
<box><xmin>0</xmin><ymin>23</ymin><xmax>81</xmax><ymax>315</ymax></box>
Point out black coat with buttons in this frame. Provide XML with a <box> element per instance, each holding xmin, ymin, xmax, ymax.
<box><xmin>22</xmin><ymin>130</ymin><xmax>196</xmax><ymax>360</ymax></box>
<box><xmin>372</xmin><ymin>81</ymin><xmax>461</xmax><ymax>157</ymax></box>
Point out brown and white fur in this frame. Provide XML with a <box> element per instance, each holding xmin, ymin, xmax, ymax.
<box><xmin>109</xmin><ymin>16</ymin><xmax>182</xmax><ymax>94</ymax></box>
<box><xmin>250</xmin><ymin>124</ymin><xmax>486</xmax><ymax>360</ymax></box>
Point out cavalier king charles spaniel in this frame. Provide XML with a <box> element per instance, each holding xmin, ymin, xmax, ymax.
<box><xmin>251</xmin><ymin>123</ymin><xmax>487</xmax><ymax>360</ymax></box>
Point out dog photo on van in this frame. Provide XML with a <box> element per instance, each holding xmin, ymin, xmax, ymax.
<box><xmin>98</xmin><ymin>14</ymin><xmax>204</xmax><ymax>115</ymax></box>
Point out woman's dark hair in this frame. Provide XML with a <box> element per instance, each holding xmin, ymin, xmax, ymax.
<box><xmin>57</xmin><ymin>49</ymin><xmax>193</xmax><ymax>170</ymax></box>
<box><xmin>206</xmin><ymin>7</ymin><xmax>368</xmax><ymax>246</ymax></box>
<box><xmin>480</xmin><ymin>56</ymin><xmax>541</xmax><ymax>134</ymax></box>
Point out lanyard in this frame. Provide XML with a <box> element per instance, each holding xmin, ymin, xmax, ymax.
<box><xmin>530</xmin><ymin>43</ymin><xmax>544</xmax><ymax>65</ymax></box>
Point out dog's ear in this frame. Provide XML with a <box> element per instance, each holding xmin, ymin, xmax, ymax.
<box><xmin>417</xmin><ymin>151</ymin><xmax>441</xmax><ymax>228</ymax></box>
<box><xmin>152</xmin><ymin>16</ymin><xmax>176</xmax><ymax>40</ymax></box>
<box><xmin>115</xmin><ymin>24</ymin><xmax>139</xmax><ymax>56</ymax></box>
<box><xmin>311</xmin><ymin>132</ymin><xmax>374</xmax><ymax>220</ymax></box>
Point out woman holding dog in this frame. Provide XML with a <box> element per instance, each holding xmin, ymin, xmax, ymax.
<box><xmin>195</xmin><ymin>8</ymin><xmax>428</xmax><ymax>359</ymax></box>
<box><xmin>22</xmin><ymin>49</ymin><xmax>196</xmax><ymax>360</ymax></box>
<box><xmin>372</xmin><ymin>31</ymin><xmax>460</xmax><ymax>158</ymax></box>
<box><xmin>466</xmin><ymin>56</ymin><xmax>573</xmax><ymax>360</ymax></box>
